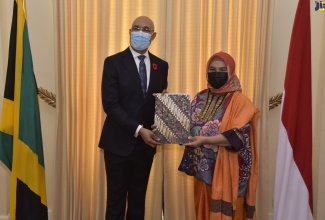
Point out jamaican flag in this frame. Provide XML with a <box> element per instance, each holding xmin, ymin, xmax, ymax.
<box><xmin>0</xmin><ymin>0</ymin><xmax>48</xmax><ymax>219</ymax></box>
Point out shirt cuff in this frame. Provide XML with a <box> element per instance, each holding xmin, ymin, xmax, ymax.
<box><xmin>222</xmin><ymin>129</ymin><xmax>244</xmax><ymax>151</ymax></box>
<box><xmin>135</xmin><ymin>125</ymin><xmax>143</xmax><ymax>137</ymax></box>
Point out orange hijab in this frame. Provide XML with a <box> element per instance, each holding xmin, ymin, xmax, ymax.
<box><xmin>206</xmin><ymin>51</ymin><xmax>242</xmax><ymax>94</ymax></box>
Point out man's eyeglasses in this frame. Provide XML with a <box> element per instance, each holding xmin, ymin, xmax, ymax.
<box><xmin>131</xmin><ymin>26</ymin><xmax>154</xmax><ymax>33</ymax></box>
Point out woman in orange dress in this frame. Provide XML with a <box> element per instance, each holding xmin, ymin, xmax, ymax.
<box><xmin>179</xmin><ymin>52</ymin><xmax>259</xmax><ymax>220</ymax></box>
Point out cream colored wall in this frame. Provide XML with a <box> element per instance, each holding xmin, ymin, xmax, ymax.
<box><xmin>0</xmin><ymin>0</ymin><xmax>56</xmax><ymax>219</ymax></box>
<box><xmin>268</xmin><ymin>0</ymin><xmax>296</xmax><ymax>217</ymax></box>
<box><xmin>269</xmin><ymin>0</ymin><xmax>325</xmax><ymax>219</ymax></box>
<box><xmin>0</xmin><ymin>0</ymin><xmax>324</xmax><ymax>219</ymax></box>
<box><xmin>309</xmin><ymin>4</ymin><xmax>325</xmax><ymax>220</ymax></box>
<box><xmin>312</xmin><ymin>7</ymin><xmax>325</xmax><ymax>220</ymax></box>
<box><xmin>0</xmin><ymin>2</ymin><xmax>11</xmax><ymax>218</ymax></box>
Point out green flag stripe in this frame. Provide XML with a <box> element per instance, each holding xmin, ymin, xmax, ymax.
<box><xmin>18</xmin><ymin>22</ymin><xmax>45</xmax><ymax>167</ymax></box>
<box><xmin>0</xmin><ymin>131</ymin><xmax>13</xmax><ymax>170</ymax></box>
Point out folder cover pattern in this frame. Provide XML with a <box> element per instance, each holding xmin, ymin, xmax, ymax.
<box><xmin>154</xmin><ymin>93</ymin><xmax>190</xmax><ymax>144</ymax></box>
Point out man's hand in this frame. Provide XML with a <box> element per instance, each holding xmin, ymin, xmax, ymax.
<box><xmin>151</xmin><ymin>124</ymin><xmax>158</xmax><ymax>132</ymax></box>
<box><xmin>139</xmin><ymin>127</ymin><xmax>161</xmax><ymax>148</ymax></box>
<box><xmin>153</xmin><ymin>89</ymin><xmax>168</xmax><ymax>97</ymax></box>
<box><xmin>161</xmin><ymin>89</ymin><xmax>168</xmax><ymax>95</ymax></box>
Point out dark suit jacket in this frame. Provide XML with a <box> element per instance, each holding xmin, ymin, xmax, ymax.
<box><xmin>99</xmin><ymin>48</ymin><xmax>168</xmax><ymax>157</ymax></box>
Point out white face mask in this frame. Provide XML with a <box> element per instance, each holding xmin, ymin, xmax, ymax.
<box><xmin>130</xmin><ymin>31</ymin><xmax>151</xmax><ymax>50</ymax></box>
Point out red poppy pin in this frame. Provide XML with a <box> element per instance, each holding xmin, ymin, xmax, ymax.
<box><xmin>152</xmin><ymin>63</ymin><xmax>158</xmax><ymax>70</ymax></box>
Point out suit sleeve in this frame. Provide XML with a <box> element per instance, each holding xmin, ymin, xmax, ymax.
<box><xmin>163</xmin><ymin>62</ymin><xmax>168</xmax><ymax>90</ymax></box>
<box><xmin>101</xmin><ymin>57</ymin><xmax>139</xmax><ymax>135</ymax></box>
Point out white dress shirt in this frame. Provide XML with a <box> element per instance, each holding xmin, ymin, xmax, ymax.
<box><xmin>129</xmin><ymin>46</ymin><xmax>151</xmax><ymax>137</ymax></box>
<box><xmin>129</xmin><ymin>46</ymin><xmax>151</xmax><ymax>90</ymax></box>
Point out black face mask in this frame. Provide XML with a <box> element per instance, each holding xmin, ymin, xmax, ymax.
<box><xmin>207</xmin><ymin>71</ymin><xmax>228</xmax><ymax>89</ymax></box>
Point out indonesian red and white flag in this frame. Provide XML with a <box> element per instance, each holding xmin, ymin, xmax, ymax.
<box><xmin>273</xmin><ymin>0</ymin><xmax>313</xmax><ymax>219</ymax></box>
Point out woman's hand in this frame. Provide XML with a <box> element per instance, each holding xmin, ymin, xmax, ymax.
<box><xmin>183</xmin><ymin>136</ymin><xmax>208</xmax><ymax>148</ymax></box>
<box><xmin>183</xmin><ymin>134</ymin><xmax>231</xmax><ymax>148</ymax></box>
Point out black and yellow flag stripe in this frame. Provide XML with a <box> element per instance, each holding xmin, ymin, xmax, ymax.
<box><xmin>0</xmin><ymin>1</ymin><xmax>48</xmax><ymax>219</ymax></box>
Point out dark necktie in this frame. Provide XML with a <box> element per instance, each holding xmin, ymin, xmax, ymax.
<box><xmin>138</xmin><ymin>55</ymin><xmax>147</xmax><ymax>98</ymax></box>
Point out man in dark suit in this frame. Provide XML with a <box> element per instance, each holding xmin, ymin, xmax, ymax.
<box><xmin>99</xmin><ymin>16</ymin><xmax>168</xmax><ymax>220</ymax></box>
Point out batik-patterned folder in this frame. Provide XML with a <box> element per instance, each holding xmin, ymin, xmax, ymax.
<box><xmin>154</xmin><ymin>93</ymin><xmax>190</xmax><ymax>144</ymax></box>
